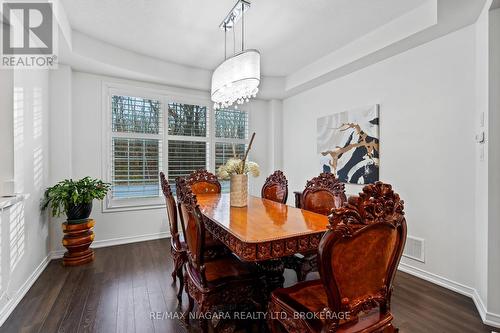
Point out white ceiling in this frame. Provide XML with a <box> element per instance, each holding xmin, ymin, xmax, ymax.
<box><xmin>60</xmin><ymin>0</ymin><xmax>427</xmax><ymax>77</ymax></box>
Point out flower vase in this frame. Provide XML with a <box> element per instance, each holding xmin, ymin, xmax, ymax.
<box><xmin>230</xmin><ymin>174</ymin><xmax>248</xmax><ymax>207</ymax></box>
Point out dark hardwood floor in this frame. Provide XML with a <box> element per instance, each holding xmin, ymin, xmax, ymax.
<box><xmin>1</xmin><ymin>239</ymin><xmax>494</xmax><ymax>333</ymax></box>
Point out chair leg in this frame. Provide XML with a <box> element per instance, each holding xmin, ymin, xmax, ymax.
<box><xmin>296</xmin><ymin>254</ymin><xmax>317</xmax><ymax>282</ymax></box>
<box><xmin>200</xmin><ymin>318</ymin><xmax>209</xmax><ymax>333</ymax></box>
<box><xmin>176</xmin><ymin>266</ymin><xmax>184</xmax><ymax>301</ymax></box>
<box><xmin>171</xmin><ymin>271</ymin><xmax>177</xmax><ymax>283</ymax></box>
<box><xmin>171</xmin><ymin>259</ymin><xmax>177</xmax><ymax>284</ymax></box>
<box><xmin>184</xmin><ymin>292</ymin><xmax>194</xmax><ymax>325</ymax></box>
<box><xmin>382</xmin><ymin>323</ymin><xmax>399</xmax><ymax>332</ymax></box>
<box><xmin>171</xmin><ymin>245</ymin><xmax>177</xmax><ymax>283</ymax></box>
<box><xmin>284</xmin><ymin>255</ymin><xmax>310</xmax><ymax>282</ymax></box>
<box><xmin>295</xmin><ymin>268</ymin><xmax>305</xmax><ymax>282</ymax></box>
<box><xmin>268</xmin><ymin>318</ymin><xmax>282</xmax><ymax>333</ymax></box>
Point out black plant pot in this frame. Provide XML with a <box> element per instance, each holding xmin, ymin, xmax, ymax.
<box><xmin>66</xmin><ymin>202</ymin><xmax>93</xmax><ymax>222</ymax></box>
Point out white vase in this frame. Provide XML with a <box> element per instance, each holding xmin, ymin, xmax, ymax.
<box><xmin>230</xmin><ymin>174</ymin><xmax>248</xmax><ymax>207</ymax></box>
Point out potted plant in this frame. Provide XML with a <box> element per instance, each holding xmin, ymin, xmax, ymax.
<box><xmin>42</xmin><ymin>177</ymin><xmax>110</xmax><ymax>222</ymax></box>
<box><xmin>217</xmin><ymin>133</ymin><xmax>260</xmax><ymax>207</ymax></box>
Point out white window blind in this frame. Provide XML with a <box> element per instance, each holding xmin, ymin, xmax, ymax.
<box><xmin>215</xmin><ymin>142</ymin><xmax>246</xmax><ymax>192</ymax></box>
<box><xmin>168</xmin><ymin>102</ymin><xmax>207</xmax><ymax>137</ymax></box>
<box><xmin>167</xmin><ymin>102</ymin><xmax>209</xmax><ymax>192</ymax></box>
<box><xmin>214</xmin><ymin>109</ymin><xmax>248</xmax><ymax>192</ymax></box>
<box><xmin>215</xmin><ymin>143</ymin><xmax>246</xmax><ymax>169</ymax></box>
<box><xmin>110</xmin><ymin>95</ymin><xmax>162</xmax><ymax>200</ymax></box>
<box><xmin>215</xmin><ymin>108</ymin><xmax>248</xmax><ymax>140</ymax></box>
<box><xmin>168</xmin><ymin>140</ymin><xmax>208</xmax><ymax>183</ymax></box>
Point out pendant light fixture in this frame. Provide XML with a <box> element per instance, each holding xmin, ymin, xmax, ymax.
<box><xmin>211</xmin><ymin>0</ymin><xmax>260</xmax><ymax>110</ymax></box>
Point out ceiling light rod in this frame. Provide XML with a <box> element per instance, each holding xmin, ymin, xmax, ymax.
<box><xmin>219</xmin><ymin>0</ymin><xmax>250</xmax><ymax>31</ymax></box>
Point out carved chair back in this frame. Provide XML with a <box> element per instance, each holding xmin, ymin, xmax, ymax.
<box><xmin>301</xmin><ymin>173</ymin><xmax>347</xmax><ymax>215</ymax></box>
<box><xmin>317</xmin><ymin>182</ymin><xmax>407</xmax><ymax>330</ymax></box>
<box><xmin>178</xmin><ymin>182</ymin><xmax>208</xmax><ymax>285</ymax></box>
<box><xmin>160</xmin><ymin>172</ymin><xmax>182</xmax><ymax>250</ymax></box>
<box><xmin>261</xmin><ymin>170</ymin><xmax>288</xmax><ymax>204</ymax></box>
<box><xmin>186</xmin><ymin>169</ymin><xmax>221</xmax><ymax>195</ymax></box>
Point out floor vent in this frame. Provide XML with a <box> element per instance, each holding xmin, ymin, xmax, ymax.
<box><xmin>403</xmin><ymin>236</ymin><xmax>425</xmax><ymax>263</ymax></box>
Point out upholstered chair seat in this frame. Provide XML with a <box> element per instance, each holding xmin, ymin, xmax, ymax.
<box><xmin>186</xmin><ymin>254</ymin><xmax>257</xmax><ymax>288</ymax></box>
<box><xmin>270</xmin><ymin>280</ymin><xmax>394</xmax><ymax>332</ymax></box>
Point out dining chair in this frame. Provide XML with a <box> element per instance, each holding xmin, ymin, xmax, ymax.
<box><xmin>186</xmin><ymin>169</ymin><xmax>221</xmax><ymax>194</ymax></box>
<box><xmin>261</xmin><ymin>170</ymin><xmax>288</xmax><ymax>204</ymax></box>
<box><xmin>160</xmin><ymin>172</ymin><xmax>187</xmax><ymax>301</ymax></box>
<box><xmin>285</xmin><ymin>172</ymin><xmax>347</xmax><ymax>281</ymax></box>
<box><xmin>301</xmin><ymin>172</ymin><xmax>347</xmax><ymax>215</ymax></box>
<box><xmin>268</xmin><ymin>182</ymin><xmax>407</xmax><ymax>333</ymax></box>
<box><xmin>177</xmin><ymin>175</ymin><xmax>230</xmax><ymax>260</ymax></box>
<box><xmin>178</xmin><ymin>183</ymin><xmax>265</xmax><ymax>332</ymax></box>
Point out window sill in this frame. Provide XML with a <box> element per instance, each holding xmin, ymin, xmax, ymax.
<box><xmin>102</xmin><ymin>204</ymin><xmax>165</xmax><ymax>213</ymax></box>
<box><xmin>0</xmin><ymin>194</ymin><xmax>26</xmax><ymax>211</ymax></box>
<box><xmin>102</xmin><ymin>197</ymin><xmax>165</xmax><ymax>213</ymax></box>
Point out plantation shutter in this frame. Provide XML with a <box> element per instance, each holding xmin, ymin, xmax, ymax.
<box><xmin>111</xmin><ymin>95</ymin><xmax>162</xmax><ymax>199</ymax></box>
<box><xmin>166</xmin><ymin>102</ymin><xmax>209</xmax><ymax>191</ymax></box>
<box><xmin>214</xmin><ymin>109</ymin><xmax>248</xmax><ymax>192</ymax></box>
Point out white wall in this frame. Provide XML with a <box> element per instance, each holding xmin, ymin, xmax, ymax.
<box><xmin>283</xmin><ymin>26</ymin><xmax>477</xmax><ymax>288</ymax></box>
<box><xmin>487</xmin><ymin>7</ymin><xmax>500</xmax><ymax>315</ymax></box>
<box><xmin>0</xmin><ymin>70</ymin><xmax>51</xmax><ymax>325</ymax></box>
<box><xmin>474</xmin><ymin>0</ymin><xmax>490</xmax><ymax>306</ymax></box>
<box><xmin>49</xmin><ymin>70</ymin><xmax>273</xmax><ymax>253</ymax></box>
<box><xmin>268</xmin><ymin>100</ymin><xmax>284</xmax><ymax>171</ymax></box>
<box><xmin>0</xmin><ymin>70</ymin><xmax>14</xmax><ymax>195</ymax></box>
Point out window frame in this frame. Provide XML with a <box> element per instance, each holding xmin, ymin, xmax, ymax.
<box><xmin>165</xmin><ymin>95</ymin><xmax>213</xmax><ymax>190</ymax></box>
<box><xmin>102</xmin><ymin>84</ymin><xmax>165</xmax><ymax>212</ymax></box>
<box><xmin>101</xmin><ymin>82</ymin><xmax>250</xmax><ymax>213</ymax></box>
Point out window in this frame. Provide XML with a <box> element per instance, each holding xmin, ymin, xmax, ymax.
<box><xmin>109</xmin><ymin>95</ymin><xmax>162</xmax><ymax>205</ymax></box>
<box><xmin>214</xmin><ymin>109</ymin><xmax>248</xmax><ymax>192</ymax></box>
<box><xmin>103</xmin><ymin>84</ymin><xmax>249</xmax><ymax>211</ymax></box>
<box><xmin>167</xmin><ymin>102</ymin><xmax>209</xmax><ymax>193</ymax></box>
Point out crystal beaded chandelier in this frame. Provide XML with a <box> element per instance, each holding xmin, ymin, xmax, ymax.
<box><xmin>211</xmin><ymin>0</ymin><xmax>260</xmax><ymax>110</ymax></box>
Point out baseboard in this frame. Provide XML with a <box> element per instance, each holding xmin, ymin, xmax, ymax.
<box><xmin>92</xmin><ymin>231</ymin><xmax>169</xmax><ymax>248</ymax></box>
<box><xmin>472</xmin><ymin>290</ymin><xmax>489</xmax><ymax>325</ymax></box>
<box><xmin>472</xmin><ymin>290</ymin><xmax>500</xmax><ymax>329</ymax></box>
<box><xmin>50</xmin><ymin>231</ymin><xmax>170</xmax><ymax>259</ymax></box>
<box><xmin>485</xmin><ymin>311</ymin><xmax>500</xmax><ymax>329</ymax></box>
<box><xmin>0</xmin><ymin>254</ymin><xmax>51</xmax><ymax>327</ymax></box>
<box><xmin>50</xmin><ymin>250</ymin><xmax>65</xmax><ymax>259</ymax></box>
<box><xmin>398</xmin><ymin>262</ymin><xmax>476</xmax><ymax>297</ymax></box>
<box><xmin>399</xmin><ymin>262</ymin><xmax>500</xmax><ymax>328</ymax></box>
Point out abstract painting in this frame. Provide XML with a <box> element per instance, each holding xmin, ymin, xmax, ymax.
<box><xmin>317</xmin><ymin>105</ymin><xmax>379</xmax><ymax>184</ymax></box>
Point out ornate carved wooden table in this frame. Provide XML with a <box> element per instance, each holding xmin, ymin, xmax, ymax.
<box><xmin>61</xmin><ymin>219</ymin><xmax>95</xmax><ymax>266</ymax></box>
<box><xmin>196</xmin><ymin>194</ymin><xmax>329</xmax><ymax>294</ymax></box>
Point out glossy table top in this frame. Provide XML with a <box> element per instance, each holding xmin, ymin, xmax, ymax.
<box><xmin>196</xmin><ymin>193</ymin><xmax>329</xmax><ymax>244</ymax></box>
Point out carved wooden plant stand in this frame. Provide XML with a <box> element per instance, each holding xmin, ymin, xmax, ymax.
<box><xmin>62</xmin><ymin>219</ymin><xmax>95</xmax><ymax>266</ymax></box>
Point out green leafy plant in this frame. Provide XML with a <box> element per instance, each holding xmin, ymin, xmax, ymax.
<box><xmin>42</xmin><ymin>177</ymin><xmax>111</xmax><ymax>217</ymax></box>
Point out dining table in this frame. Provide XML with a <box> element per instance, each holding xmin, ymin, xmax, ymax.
<box><xmin>196</xmin><ymin>193</ymin><xmax>330</xmax><ymax>294</ymax></box>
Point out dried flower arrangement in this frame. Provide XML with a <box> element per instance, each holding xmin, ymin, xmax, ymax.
<box><xmin>217</xmin><ymin>132</ymin><xmax>260</xmax><ymax>179</ymax></box>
